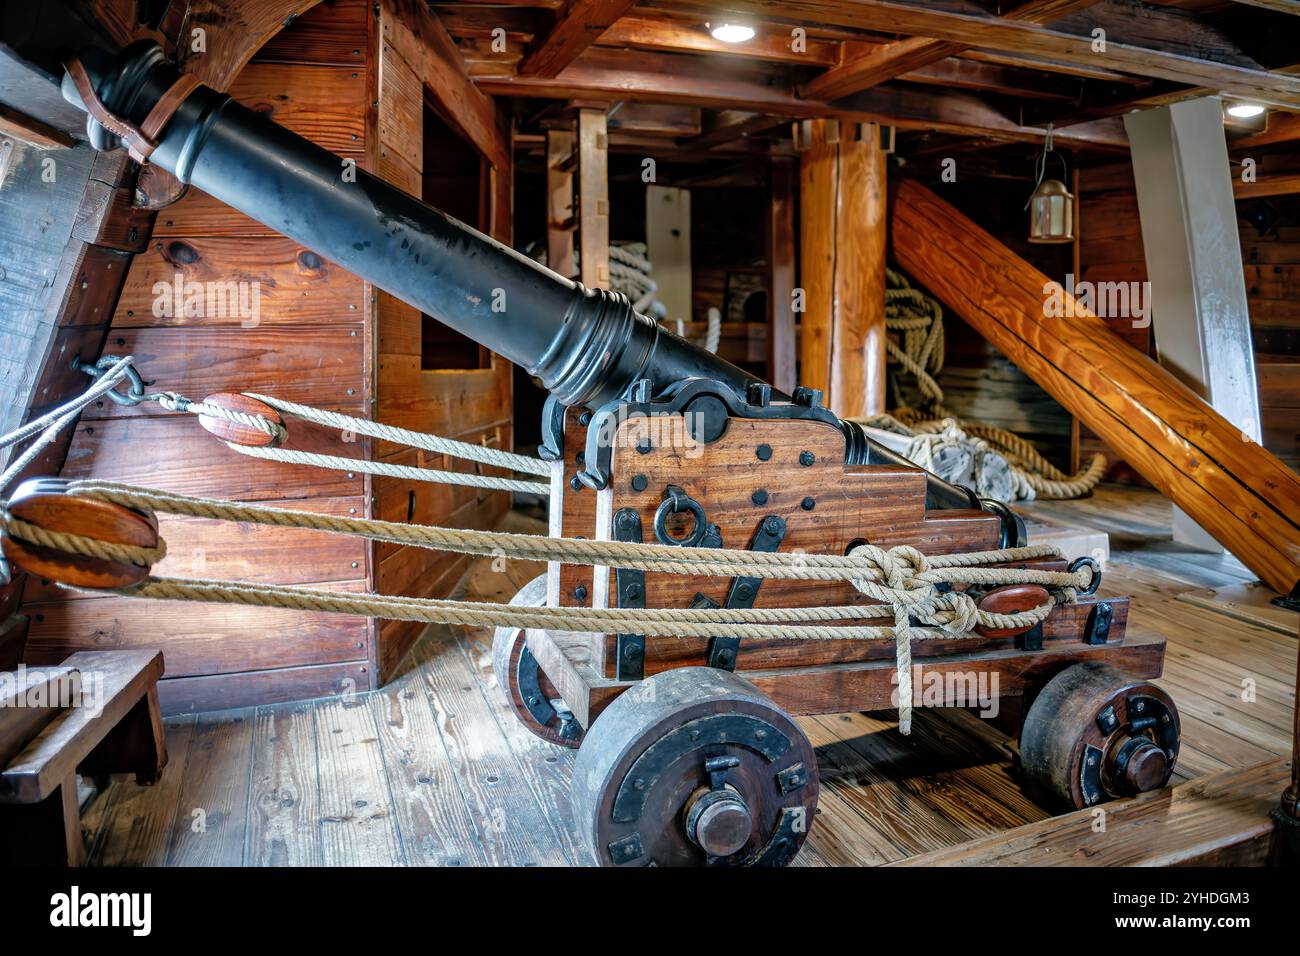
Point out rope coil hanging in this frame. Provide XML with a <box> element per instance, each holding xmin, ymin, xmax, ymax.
<box><xmin>860</xmin><ymin>268</ymin><xmax>1107</xmax><ymax>501</ymax></box>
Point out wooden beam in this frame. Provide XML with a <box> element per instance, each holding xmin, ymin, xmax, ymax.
<box><xmin>577</xmin><ymin>107</ymin><xmax>609</xmax><ymax>288</ymax></box>
<box><xmin>518</xmin><ymin>0</ymin><xmax>637</xmax><ymax>78</ymax></box>
<box><xmin>546</xmin><ymin>128</ymin><xmax>577</xmax><ymax>278</ymax></box>
<box><xmin>767</xmin><ymin>155</ymin><xmax>797</xmax><ymax>394</ymax></box>
<box><xmin>178</xmin><ymin>0</ymin><xmax>326</xmax><ymax>90</ymax></box>
<box><xmin>476</xmin><ymin>49</ymin><xmax>1130</xmax><ymax>150</ymax></box>
<box><xmin>0</xmin><ymin>104</ymin><xmax>75</xmax><ymax>149</ymax></box>
<box><xmin>598</xmin><ymin>14</ymin><xmax>840</xmax><ymax>66</ymax></box>
<box><xmin>1233</xmin><ymin>111</ymin><xmax>1300</xmax><ymax>149</ymax></box>
<box><xmin>891</xmin><ymin>177</ymin><xmax>1300</xmax><ymax>596</ymax></box>
<box><xmin>796</xmin><ymin>120</ymin><xmax>887</xmax><ymax>417</ymax></box>
<box><xmin>713</xmin><ymin>0</ymin><xmax>1300</xmax><ymax>108</ymax></box>
<box><xmin>383</xmin><ymin>0</ymin><xmax>510</xmax><ymax>172</ymax></box>
<box><xmin>1235</xmin><ymin>172</ymin><xmax>1300</xmax><ymax>198</ymax></box>
<box><xmin>799</xmin><ymin>0</ymin><xmax>1100</xmax><ymax>102</ymax></box>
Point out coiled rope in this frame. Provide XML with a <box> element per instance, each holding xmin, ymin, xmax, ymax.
<box><xmin>862</xmin><ymin>268</ymin><xmax>1107</xmax><ymax>501</ymax></box>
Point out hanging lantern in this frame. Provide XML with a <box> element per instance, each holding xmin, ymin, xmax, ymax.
<box><xmin>1028</xmin><ymin>178</ymin><xmax>1074</xmax><ymax>243</ymax></box>
<box><xmin>1027</xmin><ymin>124</ymin><xmax>1074</xmax><ymax>244</ymax></box>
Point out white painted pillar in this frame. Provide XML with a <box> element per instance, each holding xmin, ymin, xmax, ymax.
<box><xmin>1124</xmin><ymin>97</ymin><xmax>1261</xmax><ymax>553</ymax></box>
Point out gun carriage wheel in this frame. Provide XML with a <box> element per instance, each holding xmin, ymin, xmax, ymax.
<box><xmin>491</xmin><ymin>575</ymin><xmax>582</xmax><ymax>748</ymax></box>
<box><xmin>572</xmin><ymin>667</ymin><xmax>819</xmax><ymax>867</ymax></box>
<box><xmin>1019</xmin><ymin>662</ymin><xmax>1180</xmax><ymax>810</ymax></box>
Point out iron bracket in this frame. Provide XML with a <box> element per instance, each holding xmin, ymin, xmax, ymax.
<box><xmin>613</xmin><ymin>508</ymin><xmax>647</xmax><ymax>681</ymax></box>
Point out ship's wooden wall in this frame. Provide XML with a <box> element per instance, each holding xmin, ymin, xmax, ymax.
<box><xmin>18</xmin><ymin>0</ymin><xmax>514</xmax><ymax>711</ymax></box>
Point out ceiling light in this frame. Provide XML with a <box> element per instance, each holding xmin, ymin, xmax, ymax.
<box><xmin>709</xmin><ymin>23</ymin><xmax>755</xmax><ymax>43</ymax></box>
<box><xmin>1226</xmin><ymin>103</ymin><xmax>1265</xmax><ymax>119</ymax></box>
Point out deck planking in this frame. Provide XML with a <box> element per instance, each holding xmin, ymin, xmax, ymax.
<box><xmin>75</xmin><ymin>486</ymin><xmax>1295</xmax><ymax>866</ymax></box>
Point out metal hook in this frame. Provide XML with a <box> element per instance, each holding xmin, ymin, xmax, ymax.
<box><xmin>72</xmin><ymin>354</ymin><xmax>151</xmax><ymax>406</ymax></box>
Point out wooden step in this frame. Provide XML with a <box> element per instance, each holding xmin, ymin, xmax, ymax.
<box><xmin>891</xmin><ymin>756</ymin><xmax>1291</xmax><ymax>866</ymax></box>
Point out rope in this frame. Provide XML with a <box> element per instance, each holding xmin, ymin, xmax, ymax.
<box><xmin>150</xmin><ymin>389</ymin><xmax>551</xmax><ymax>495</ymax></box>
<box><xmin>873</xmin><ymin>268</ymin><xmax>1106</xmax><ymax>500</ymax></box>
<box><xmin>0</xmin><ymin>355</ymin><xmax>137</xmax><ymax>494</ymax></box>
<box><xmin>2</xmin><ymin>476</ymin><xmax>1086</xmax><ymax>733</ymax></box>
<box><xmin>63</xmin><ymin>479</ymin><xmax>1086</xmax><ymax>588</ymax></box>
<box><xmin>1</xmin><ymin>514</ymin><xmax>167</xmax><ymax>566</ymax></box>
<box><xmin>243</xmin><ymin>393</ymin><xmax>549</xmax><ymax>476</ymax></box>
<box><xmin>224</xmin><ymin>444</ymin><xmax>550</xmax><ymax>495</ymax></box>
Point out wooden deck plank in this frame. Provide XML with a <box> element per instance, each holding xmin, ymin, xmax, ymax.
<box><xmin>413</xmin><ymin>632</ymin><xmax>572</xmax><ymax>866</ymax></box>
<box><xmin>86</xmin><ymin>715</ymin><xmax>194</xmax><ymax>866</ymax></box>
<box><xmin>165</xmin><ymin>709</ymin><xmax>255</xmax><ymax>866</ymax></box>
<box><xmin>315</xmin><ymin>694</ymin><xmax>406</xmax><ymax>866</ymax></box>
<box><xmin>368</xmin><ymin>660</ymin><xmax>488</xmax><ymax>867</ymax></box>
<box><xmin>245</xmin><ymin>702</ymin><xmax>321</xmax><ymax>866</ymax></box>
<box><xmin>454</xmin><ymin>627</ymin><xmax>588</xmax><ymax>865</ymax></box>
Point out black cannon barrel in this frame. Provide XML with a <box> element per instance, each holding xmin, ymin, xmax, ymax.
<box><xmin>62</xmin><ymin>42</ymin><xmax>990</xmax><ymax>518</ymax></box>
<box><xmin>63</xmin><ymin>42</ymin><xmax>761</xmax><ymax>410</ymax></box>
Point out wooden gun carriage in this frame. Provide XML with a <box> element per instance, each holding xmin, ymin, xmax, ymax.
<box><xmin>15</xmin><ymin>39</ymin><xmax>1186</xmax><ymax>867</ymax></box>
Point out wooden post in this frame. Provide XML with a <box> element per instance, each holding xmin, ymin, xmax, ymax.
<box><xmin>892</xmin><ymin>177</ymin><xmax>1300</xmax><ymax>598</ymax></box>
<box><xmin>768</xmin><ymin>155</ymin><xmax>797</xmax><ymax>394</ymax></box>
<box><xmin>796</xmin><ymin>119</ymin><xmax>887</xmax><ymax>417</ymax></box>
<box><xmin>546</xmin><ymin>127</ymin><xmax>576</xmax><ymax>278</ymax></box>
<box><xmin>843</xmin><ymin>122</ymin><xmax>888</xmax><ymax>419</ymax></box>
<box><xmin>577</xmin><ymin>107</ymin><xmax>609</xmax><ymax>289</ymax></box>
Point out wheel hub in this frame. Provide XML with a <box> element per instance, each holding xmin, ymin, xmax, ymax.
<box><xmin>685</xmin><ymin>786</ymin><xmax>753</xmax><ymax>857</ymax></box>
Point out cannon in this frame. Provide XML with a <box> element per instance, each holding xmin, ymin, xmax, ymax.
<box><xmin>52</xmin><ymin>41</ymin><xmax>1180</xmax><ymax>866</ymax></box>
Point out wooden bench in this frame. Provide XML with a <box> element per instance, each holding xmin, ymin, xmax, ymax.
<box><xmin>0</xmin><ymin>649</ymin><xmax>166</xmax><ymax>866</ymax></box>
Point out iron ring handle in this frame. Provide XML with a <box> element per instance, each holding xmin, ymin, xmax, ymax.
<box><xmin>1067</xmin><ymin>555</ymin><xmax>1102</xmax><ymax>596</ymax></box>
<box><xmin>653</xmin><ymin>489</ymin><xmax>708</xmax><ymax>548</ymax></box>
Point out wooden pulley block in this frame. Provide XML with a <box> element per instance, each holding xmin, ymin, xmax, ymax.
<box><xmin>0</xmin><ymin>478</ymin><xmax>160</xmax><ymax>589</ymax></box>
<box><xmin>973</xmin><ymin>583</ymin><xmax>1051</xmax><ymax>637</ymax></box>
<box><xmin>196</xmin><ymin>392</ymin><xmax>284</xmax><ymax>447</ymax></box>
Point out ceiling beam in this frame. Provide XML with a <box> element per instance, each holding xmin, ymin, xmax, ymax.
<box><xmin>477</xmin><ymin>48</ymin><xmax>1129</xmax><ymax>149</ymax></box>
<box><xmin>518</xmin><ymin>0</ymin><xmax>638</xmax><ymax>77</ymax></box>
<box><xmin>707</xmin><ymin>0</ymin><xmax>1300</xmax><ymax>108</ymax></box>
<box><xmin>598</xmin><ymin>14</ymin><xmax>841</xmax><ymax>65</ymax></box>
<box><xmin>798</xmin><ymin>0</ymin><xmax>1100</xmax><ymax>101</ymax></box>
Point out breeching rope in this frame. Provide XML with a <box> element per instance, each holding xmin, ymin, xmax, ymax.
<box><xmin>859</xmin><ymin>268</ymin><xmax>1107</xmax><ymax>501</ymax></box>
<box><xmin>152</xmin><ymin>390</ymin><xmax>552</xmax><ymax>496</ymax></box>
<box><xmin>0</xmin><ymin>358</ymin><xmax>1094</xmax><ymax>733</ymax></box>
